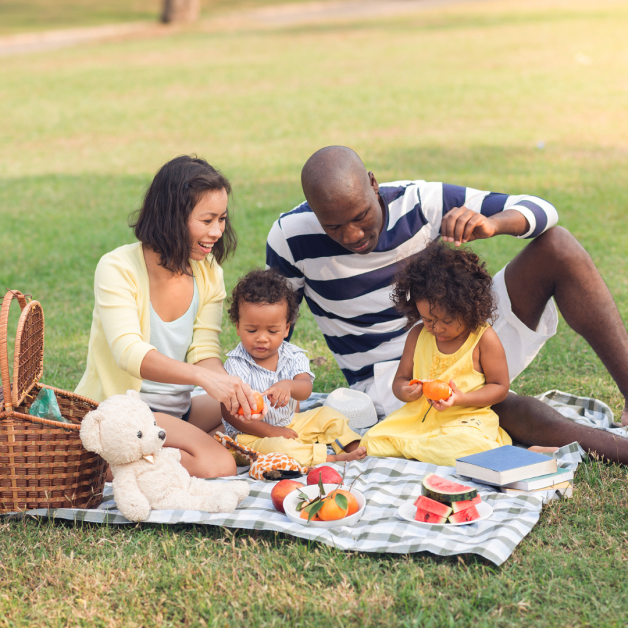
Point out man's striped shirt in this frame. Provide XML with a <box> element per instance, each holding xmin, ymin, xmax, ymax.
<box><xmin>266</xmin><ymin>180</ymin><xmax>558</xmax><ymax>386</ymax></box>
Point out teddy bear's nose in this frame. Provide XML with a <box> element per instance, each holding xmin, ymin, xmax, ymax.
<box><xmin>158</xmin><ymin>430</ymin><xmax>166</xmax><ymax>441</ymax></box>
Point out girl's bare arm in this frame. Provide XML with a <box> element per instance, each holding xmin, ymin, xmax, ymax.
<box><xmin>392</xmin><ymin>324</ymin><xmax>424</xmax><ymax>403</ymax></box>
<box><xmin>446</xmin><ymin>327</ymin><xmax>510</xmax><ymax>408</ymax></box>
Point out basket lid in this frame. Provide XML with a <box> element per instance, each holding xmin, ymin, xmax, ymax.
<box><xmin>0</xmin><ymin>290</ymin><xmax>45</xmax><ymax>411</ymax></box>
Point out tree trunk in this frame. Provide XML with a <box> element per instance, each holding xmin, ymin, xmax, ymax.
<box><xmin>161</xmin><ymin>0</ymin><xmax>200</xmax><ymax>24</ymax></box>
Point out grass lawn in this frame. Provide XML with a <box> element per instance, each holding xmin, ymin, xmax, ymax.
<box><xmin>1</xmin><ymin>0</ymin><xmax>628</xmax><ymax>625</ymax></box>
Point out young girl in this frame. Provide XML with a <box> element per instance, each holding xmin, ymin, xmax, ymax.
<box><xmin>76</xmin><ymin>155</ymin><xmax>261</xmax><ymax>479</ymax></box>
<box><xmin>361</xmin><ymin>240</ymin><xmax>515</xmax><ymax>467</ymax></box>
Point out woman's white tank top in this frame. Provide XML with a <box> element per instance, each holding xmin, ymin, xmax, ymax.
<box><xmin>139</xmin><ymin>279</ymin><xmax>199</xmax><ymax>418</ymax></box>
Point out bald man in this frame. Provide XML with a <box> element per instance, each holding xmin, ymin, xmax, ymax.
<box><xmin>267</xmin><ymin>146</ymin><xmax>628</xmax><ymax>463</ymax></box>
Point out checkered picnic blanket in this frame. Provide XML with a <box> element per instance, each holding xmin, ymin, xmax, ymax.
<box><xmin>14</xmin><ymin>441</ymin><xmax>583</xmax><ymax>566</ymax></box>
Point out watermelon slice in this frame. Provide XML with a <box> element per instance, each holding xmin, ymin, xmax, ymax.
<box><xmin>448</xmin><ymin>505</ymin><xmax>481</xmax><ymax>523</ymax></box>
<box><xmin>415</xmin><ymin>508</ymin><xmax>448</xmax><ymax>524</ymax></box>
<box><xmin>422</xmin><ymin>473</ymin><xmax>477</xmax><ymax>504</ymax></box>
<box><xmin>451</xmin><ymin>494</ymin><xmax>481</xmax><ymax>513</ymax></box>
<box><xmin>414</xmin><ymin>495</ymin><xmax>452</xmax><ymax>518</ymax></box>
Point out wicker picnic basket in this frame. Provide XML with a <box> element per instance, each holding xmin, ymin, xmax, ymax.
<box><xmin>0</xmin><ymin>289</ymin><xmax>106</xmax><ymax>513</ymax></box>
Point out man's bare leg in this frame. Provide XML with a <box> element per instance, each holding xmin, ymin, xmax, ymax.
<box><xmin>504</xmin><ymin>226</ymin><xmax>628</xmax><ymax>425</ymax></box>
<box><xmin>494</xmin><ymin>393</ymin><xmax>628</xmax><ymax>464</ymax></box>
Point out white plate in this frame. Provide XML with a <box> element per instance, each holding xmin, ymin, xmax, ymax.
<box><xmin>397</xmin><ymin>500</ymin><xmax>493</xmax><ymax>526</ymax></box>
<box><xmin>283</xmin><ymin>483</ymin><xmax>366</xmax><ymax>529</ymax></box>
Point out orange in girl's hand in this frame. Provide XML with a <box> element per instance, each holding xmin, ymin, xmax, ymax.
<box><xmin>237</xmin><ymin>391</ymin><xmax>264</xmax><ymax>415</ymax></box>
<box><xmin>409</xmin><ymin>379</ymin><xmax>421</xmax><ymax>385</ymax></box>
<box><xmin>422</xmin><ymin>380</ymin><xmax>452</xmax><ymax>401</ymax></box>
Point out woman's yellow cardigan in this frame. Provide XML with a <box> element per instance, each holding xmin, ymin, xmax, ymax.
<box><xmin>75</xmin><ymin>242</ymin><xmax>226</xmax><ymax>403</ymax></box>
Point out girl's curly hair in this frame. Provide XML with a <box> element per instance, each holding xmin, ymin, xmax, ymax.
<box><xmin>392</xmin><ymin>240</ymin><xmax>496</xmax><ymax>331</ymax></box>
<box><xmin>228</xmin><ymin>268</ymin><xmax>300</xmax><ymax>325</ymax></box>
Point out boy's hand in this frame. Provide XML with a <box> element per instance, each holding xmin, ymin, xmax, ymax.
<box><xmin>275</xmin><ymin>427</ymin><xmax>299</xmax><ymax>440</ymax></box>
<box><xmin>263</xmin><ymin>380</ymin><xmax>293</xmax><ymax>409</ymax></box>
<box><xmin>399</xmin><ymin>379</ymin><xmax>423</xmax><ymax>403</ymax></box>
<box><xmin>432</xmin><ymin>380</ymin><xmax>462</xmax><ymax>411</ymax></box>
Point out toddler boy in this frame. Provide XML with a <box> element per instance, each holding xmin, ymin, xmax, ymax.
<box><xmin>221</xmin><ymin>268</ymin><xmax>367</xmax><ymax>467</ymax></box>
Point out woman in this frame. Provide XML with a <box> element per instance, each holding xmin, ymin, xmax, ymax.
<box><xmin>76</xmin><ymin>155</ymin><xmax>260</xmax><ymax>478</ymax></box>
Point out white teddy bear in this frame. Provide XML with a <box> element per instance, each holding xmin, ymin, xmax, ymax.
<box><xmin>80</xmin><ymin>390</ymin><xmax>250</xmax><ymax>522</ymax></box>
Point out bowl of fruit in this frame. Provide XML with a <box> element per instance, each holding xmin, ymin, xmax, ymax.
<box><xmin>278</xmin><ymin>465</ymin><xmax>365</xmax><ymax>528</ymax></box>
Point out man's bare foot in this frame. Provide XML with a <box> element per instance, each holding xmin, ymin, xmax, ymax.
<box><xmin>620</xmin><ymin>405</ymin><xmax>628</xmax><ymax>427</ymax></box>
<box><xmin>528</xmin><ymin>445</ymin><xmax>559</xmax><ymax>454</ymax></box>
<box><xmin>328</xmin><ymin>446</ymin><xmax>367</xmax><ymax>463</ymax></box>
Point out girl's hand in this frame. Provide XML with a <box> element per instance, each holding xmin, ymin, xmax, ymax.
<box><xmin>399</xmin><ymin>379</ymin><xmax>423</xmax><ymax>403</ymax></box>
<box><xmin>199</xmin><ymin>371</ymin><xmax>259</xmax><ymax>418</ymax></box>
<box><xmin>263</xmin><ymin>380</ymin><xmax>293</xmax><ymax>409</ymax></box>
<box><xmin>432</xmin><ymin>380</ymin><xmax>463</xmax><ymax>411</ymax></box>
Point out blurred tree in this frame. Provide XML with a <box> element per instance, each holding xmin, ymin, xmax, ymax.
<box><xmin>161</xmin><ymin>0</ymin><xmax>200</xmax><ymax>23</ymax></box>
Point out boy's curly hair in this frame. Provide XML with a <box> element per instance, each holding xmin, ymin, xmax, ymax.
<box><xmin>392</xmin><ymin>240</ymin><xmax>496</xmax><ymax>331</ymax></box>
<box><xmin>228</xmin><ymin>268</ymin><xmax>300</xmax><ymax>325</ymax></box>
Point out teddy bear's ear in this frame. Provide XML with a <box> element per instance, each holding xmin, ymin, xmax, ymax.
<box><xmin>80</xmin><ymin>410</ymin><xmax>105</xmax><ymax>455</ymax></box>
<box><xmin>126</xmin><ymin>390</ymin><xmax>141</xmax><ymax>400</ymax></box>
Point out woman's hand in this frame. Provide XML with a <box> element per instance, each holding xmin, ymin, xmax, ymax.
<box><xmin>432</xmin><ymin>380</ymin><xmax>464</xmax><ymax>411</ymax></box>
<box><xmin>398</xmin><ymin>379</ymin><xmax>423</xmax><ymax>403</ymax></box>
<box><xmin>197</xmin><ymin>370</ymin><xmax>259</xmax><ymax>418</ymax></box>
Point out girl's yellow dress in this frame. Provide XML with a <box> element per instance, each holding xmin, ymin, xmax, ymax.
<box><xmin>361</xmin><ymin>324</ymin><xmax>512</xmax><ymax>466</ymax></box>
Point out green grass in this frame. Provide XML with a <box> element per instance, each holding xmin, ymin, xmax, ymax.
<box><xmin>1</xmin><ymin>0</ymin><xmax>628</xmax><ymax>625</ymax></box>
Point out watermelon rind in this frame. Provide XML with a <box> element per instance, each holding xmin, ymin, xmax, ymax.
<box><xmin>415</xmin><ymin>508</ymin><xmax>448</xmax><ymax>524</ymax></box>
<box><xmin>448</xmin><ymin>505</ymin><xmax>480</xmax><ymax>523</ymax></box>
<box><xmin>423</xmin><ymin>473</ymin><xmax>477</xmax><ymax>504</ymax></box>
<box><xmin>451</xmin><ymin>495</ymin><xmax>482</xmax><ymax>513</ymax></box>
<box><xmin>414</xmin><ymin>495</ymin><xmax>452</xmax><ymax>518</ymax></box>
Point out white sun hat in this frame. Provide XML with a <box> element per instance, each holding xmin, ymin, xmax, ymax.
<box><xmin>323</xmin><ymin>388</ymin><xmax>378</xmax><ymax>431</ymax></box>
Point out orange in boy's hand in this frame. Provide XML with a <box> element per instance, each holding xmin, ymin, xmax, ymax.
<box><xmin>237</xmin><ymin>391</ymin><xmax>264</xmax><ymax>415</ymax></box>
<box><xmin>409</xmin><ymin>379</ymin><xmax>421</xmax><ymax>385</ymax></box>
<box><xmin>422</xmin><ymin>380</ymin><xmax>452</xmax><ymax>401</ymax></box>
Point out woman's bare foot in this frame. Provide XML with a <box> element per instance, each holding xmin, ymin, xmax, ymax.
<box><xmin>528</xmin><ymin>445</ymin><xmax>559</xmax><ymax>454</ymax></box>
<box><xmin>328</xmin><ymin>446</ymin><xmax>367</xmax><ymax>463</ymax></box>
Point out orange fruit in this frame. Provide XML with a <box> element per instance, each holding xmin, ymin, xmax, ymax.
<box><xmin>409</xmin><ymin>379</ymin><xmax>421</xmax><ymax>386</ymax></box>
<box><xmin>318</xmin><ymin>494</ymin><xmax>349</xmax><ymax>521</ymax></box>
<box><xmin>334</xmin><ymin>489</ymin><xmax>360</xmax><ymax>516</ymax></box>
<box><xmin>300</xmin><ymin>510</ymin><xmax>322</xmax><ymax>521</ymax></box>
<box><xmin>422</xmin><ymin>379</ymin><xmax>452</xmax><ymax>401</ymax></box>
<box><xmin>237</xmin><ymin>391</ymin><xmax>264</xmax><ymax>415</ymax></box>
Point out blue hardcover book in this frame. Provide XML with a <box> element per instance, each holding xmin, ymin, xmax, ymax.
<box><xmin>455</xmin><ymin>446</ymin><xmax>558</xmax><ymax>486</ymax></box>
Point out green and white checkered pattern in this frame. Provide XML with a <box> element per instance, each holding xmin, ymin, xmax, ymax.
<box><xmin>14</xmin><ymin>442</ymin><xmax>583</xmax><ymax>566</ymax></box>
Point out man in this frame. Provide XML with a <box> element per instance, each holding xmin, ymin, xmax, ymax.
<box><xmin>267</xmin><ymin>146</ymin><xmax>628</xmax><ymax>463</ymax></box>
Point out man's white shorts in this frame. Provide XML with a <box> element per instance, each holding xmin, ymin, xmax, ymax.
<box><xmin>351</xmin><ymin>264</ymin><xmax>559</xmax><ymax>418</ymax></box>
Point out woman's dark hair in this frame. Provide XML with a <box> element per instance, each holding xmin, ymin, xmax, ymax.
<box><xmin>392</xmin><ymin>240</ymin><xmax>496</xmax><ymax>332</ymax></box>
<box><xmin>130</xmin><ymin>155</ymin><xmax>237</xmax><ymax>274</ymax></box>
<box><xmin>228</xmin><ymin>268</ymin><xmax>300</xmax><ymax>325</ymax></box>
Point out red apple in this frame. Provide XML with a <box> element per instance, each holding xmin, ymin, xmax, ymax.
<box><xmin>307</xmin><ymin>465</ymin><xmax>342</xmax><ymax>486</ymax></box>
<box><xmin>271</xmin><ymin>479</ymin><xmax>304</xmax><ymax>513</ymax></box>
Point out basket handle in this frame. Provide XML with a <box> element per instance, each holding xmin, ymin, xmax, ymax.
<box><xmin>0</xmin><ymin>290</ymin><xmax>29</xmax><ymax>412</ymax></box>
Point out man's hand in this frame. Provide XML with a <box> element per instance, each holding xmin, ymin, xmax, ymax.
<box><xmin>440</xmin><ymin>207</ymin><xmax>497</xmax><ymax>246</ymax></box>
<box><xmin>441</xmin><ymin>207</ymin><xmax>529</xmax><ymax>246</ymax></box>
<box><xmin>264</xmin><ymin>380</ymin><xmax>293</xmax><ymax>409</ymax></box>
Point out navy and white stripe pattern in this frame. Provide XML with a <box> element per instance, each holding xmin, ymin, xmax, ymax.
<box><xmin>266</xmin><ymin>180</ymin><xmax>558</xmax><ymax>386</ymax></box>
<box><xmin>222</xmin><ymin>341</ymin><xmax>314</xmax><ymax>437</ymax></box>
